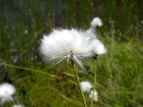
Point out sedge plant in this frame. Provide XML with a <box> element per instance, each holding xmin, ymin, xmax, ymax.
<box><xmin>39</xmin><ymin>17</ymin><xmax>106</xmax><ymax>107</ymax></box>
<box><xmin>86</xmin><ymin>17</ymin><xmax>106</xmax><ymax>107</ymax></box>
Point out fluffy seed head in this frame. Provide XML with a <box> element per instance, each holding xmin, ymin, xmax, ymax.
<box><xmin>0</xmin><ymin>83</ymin><xmax>16</xmax><ymax>104</ymax></box>
<box><xmin>91</xmin><ymin>17</ymin><xmax>103</xmax><ymax>27</ymax></box>
<box><xmin>90</xmin><ymin>39</ymin><xmax>106</xmax><ymax>55</ymax></box>
<box><xmin>89</xmin><ymin>90</ymin><xmax>98</xmax><ymax>102</ymax></box>
<box><xmin>40</xmin><ymin>17</ymin><xmax>106</xmax><ymax>68</ymax></box>
<box><xmin>80</xmin><ymin>81</ymin><xmax>93</xmax><ymax>93</ymax></box>
<box><xmin>86</xmin><ymin>17</ymin><xmax>103</xmax><ymax>37</ymax></box>
<box><xmin>86</xmin><ymin>17</ymin><xmax>106</xmax><ymax>56</ymax></box>
<box><xmin>40</xmin><ymin>29</ymin><xmax>91</xmax><ymax>68</ymax></box>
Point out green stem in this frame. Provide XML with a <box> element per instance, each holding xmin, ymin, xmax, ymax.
<box><xmin>71</xmin><ymin>63</ymin><xmax>87</xmax><ymax>107</ymax></box>
<box><xmin>13</xmin><ymin>96</ymin><xmax>18</xmax><ymax>104</ymax></box>
<box><xmin>0</xmin><ymin>63</ymin><xmax>60</xmax><ymax>78</ymax></box>
<box><xmin>91</xmin><ymin>58</ymin><xmax>96</xmax><ymax>107</ymax></box>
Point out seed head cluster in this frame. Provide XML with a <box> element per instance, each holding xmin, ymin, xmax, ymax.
<box><xmin>40</xmin><ymin>17</ymin><xmax>106</xmax><ymax>68</ymax></box>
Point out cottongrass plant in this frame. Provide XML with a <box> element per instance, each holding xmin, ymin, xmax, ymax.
<box><xmin>40</xmin><ymin>17</ymin><xmax>106</xmax><ymax>107</ymax></box>
<box><xmin>40</xmin><ymin>29</ymin><xmax>90</xmax><ymax>107</ymax></box>
<box><xmin>86</xmin><ymin>17</ymin><xmax>106</xmax><ymax>107</ymax></box>
<box><xmin>0</xmin><ymin>83</ymin><xmax>24</xmax><ymax>106</ymax></box>
<box><xmin>80</xmin><ymin>81</ymin><xmax>98</xmax><ymax>102</ymax></box>
<box><xmin>40</xmin><ymin>29</ymin><xmax>91</xmax><ymax>69</ymax></box>
<box><xmin>0</xmin><ymin>83</ymin><xmax>16</xmax><ymax>105</ymax></box>
<box><xmin>89</xmin><ymin>90</ymin><xmax>98</xmax><ymax>102</ymax></box>
<box><xmin>80</xmin><ymin>81</ymin><xmax>93</xmax><ymax>93</ymax></box>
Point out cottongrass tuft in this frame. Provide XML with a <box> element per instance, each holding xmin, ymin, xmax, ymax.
<box><xmin>40</xmin><ymin>17</ymin><xmax>106</xmax><ymax>68</ymax></box>
<box><xmin>0</xmin><ymin>83</ymin><xmax>16</xmax><ymax>105</ymax></box>
<box><xmin>85</xmin><ymin>17</ymin><xmax>106</xmax><ymax>56</ymax></box>
<box><xmin>89</xmin><ymin>90</ymin><xmax>98</xmax><ymax>102</ymax></box>
<box><xmin>86</xmin><ymin>17</ymin><xmax>103</xmax><ymax>36</ymax></box>
<box><xmin>40</xmin><ymin>28</ymin><xmax>106</xmax><ymax>68</ymax></box>
<box><xmin>40</xmin><ymin>17</ymin><xmax>105</xmax><ymax>107</ymax></box>
<box><xmin>90</xmin><ymin>39</ymin><xmax>106</xmax><ymax>55</ymax></box>
<box><xmin>90</xmin><ymin>17</ymin><xmax>103</xmax><ymax>27</ymax></box>
<box><xmin>40</xmin><ymin>29</ymin><xmax>91</xmax><ymax>69</ymax></box>
<box><xmin>80</xmin><ymin>81</ymin><xmax>93</xmax><ymax>93</ymax></box>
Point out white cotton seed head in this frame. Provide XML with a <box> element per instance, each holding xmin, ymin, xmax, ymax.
<box><xmin>0</xmin><ymin>83</ymin><xmax>16</xmax><ymax>97</ymax></box>
<box><xmin>40</xmin><ymin>29</ymin><xmax>91</xmax><ymax>69</ymax></box>
<box><xmin>40</xmin><ymin>26</ymin><xmax>107</xmax><ymax>68</ymax></box>
<box><xmin>90</xmin><ymin>39</ymin><xmax>106</xmax><ymax>55</ymax></box>
<box><xmin>80</xmin><ymin>81</ymin><xmax>93</xmax><ymax>93</ymax></box>
<box><xmin>91</xmin><ymin>17</ymin><xmax>103</xmax><ymax>27</ymax></box>
<box><xmin>12</xmin><ymin>104</ymin><xmax>24</xmax><ymax>107</ymax></box>
<box><xmin>86</xmin><ymin>17</ymin><xmax>106</xmax><ymax>56</ymax></box>
<box><xmin>86</xmin><ymin>17</ymin><xmax>103</xmax><ymax>38</ymax></box>
<box><xmin>89</xmin><ymin>90</ymin><xmax>98</xmax><ymax>102</ymax></box>
<box><xmin>0</xmin><ymin>83</ymin><xmax>16</xmax><ymax>104</ymax></box>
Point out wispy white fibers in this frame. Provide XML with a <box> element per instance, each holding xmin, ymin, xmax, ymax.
<box><xmin>89</xmin><ymin>90</ymin><xmax>98</xmax><ymax>102</ymax></box>
<box><xmin>0</xmin><ymin>83</ymin><xmax>16</xmax><ymax>105</ymax></box>
<box><xmin>80</xmin><ymin>81</ymin><xmax>93</xmax><ymax>93</ymax></box>
<box><xmin>86</xmin><ymin>17</ymin><xmax>103</xmax><ymax>36</ymax></box>
<box><xmin>40</xmin><ymin>17</ymin><xmax>106</xmax><ymax>69</ymax></box>
<box><xmin>90</xmin><ymin>17</ymin><xmax>103</xmax><ymax>27</ymax></box>
<box><xmin>40</xmin><ymin>29</ymin><xmax>91</xmax><ymax>69</ymax></box>
<box><xmin>90</xmin><ymin>39</ymin><xmax>106</xmax><ymax>55</ymax></box>
<box><xmin>85</xmin><ymin>17</ymin><xmax>106</xmax><ymax>56</ymax></box>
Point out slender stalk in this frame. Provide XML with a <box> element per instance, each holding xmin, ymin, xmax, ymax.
<box><xmin>0</xmin><ymin>63</ymin><xmax>60</xmax><ymax>79</ymax></box>
<box><xmin>91</xmin><ymin>56</ymin><xmax>97</xmax><ymax>107</ymax></box>
<box><xmin>13</xmin><ymin>96</ymin><xmax>18</xmax><ymax>104</ymax></box>
<box><xmin>71</xmin><ymin>62</ymin><xmax>87</xmax><ymax>107</ymax></box>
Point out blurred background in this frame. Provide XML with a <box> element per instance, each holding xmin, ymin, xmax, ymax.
<box><xmin>0</xmin><ymin>0</ymin><xmax>143</xmax><ymax>107</ymax></box>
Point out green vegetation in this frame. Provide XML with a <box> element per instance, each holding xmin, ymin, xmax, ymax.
<box><xmin>0</xmin><ymin>0</ymin><xmax>143</xmax><ymax>107</ymax></box>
